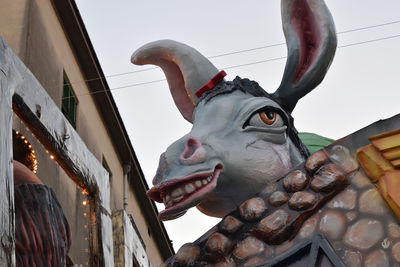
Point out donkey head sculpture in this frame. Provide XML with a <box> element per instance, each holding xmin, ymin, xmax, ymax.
<box><xmin>132</xmin><ymin>0</ymin><xmax>337</xmax><ymax>221</ymax></box>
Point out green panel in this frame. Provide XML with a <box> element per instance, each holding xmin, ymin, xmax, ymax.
<box><xmin>299</xmin><ymin>132</ymin><xmax>334</xmax><ymax>154</ymax></box>
<box><xmin>102</xmin><ymin>156</ymin><xmax>112</xmax><ymax>180</ymax></box>
<box><xmin>61</xmin><ymin>76</ymin><xmax>77</xmax><ymax>128</ymax></box>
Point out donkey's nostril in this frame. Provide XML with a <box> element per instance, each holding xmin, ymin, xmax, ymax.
<box><xmin>180</xmin><ymin>137</ymin><xmax>206</xmax><ymax>164</ymax></box>
<box><xmin>182</xmin><ymin>138</ymin><xmax>199</xmax><ymax>159</ymax></box>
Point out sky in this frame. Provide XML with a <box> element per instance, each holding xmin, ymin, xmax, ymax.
<box><xmin>75</xmin><ymin>0</ymin><xmax>400</xmax><ymax>251</ymax></box>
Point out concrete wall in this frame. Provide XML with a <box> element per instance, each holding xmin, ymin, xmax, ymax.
<box><xmin>0</xmin><ymin>0</ymin><xmax>165</xmax><ymax>265</ymax></box>
<box><xmin>0</xmin><ymin>0</ymin><xmax>28</xmax><ymax>56</ymax></box>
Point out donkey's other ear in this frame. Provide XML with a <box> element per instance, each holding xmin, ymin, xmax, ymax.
<box><xmin>273</xmin><ymin>0</ymin><xmax>337</xmax><ymax>113</ymax></box>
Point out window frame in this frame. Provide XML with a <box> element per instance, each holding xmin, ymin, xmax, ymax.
<box><xmin>61</xmin><ymin>74</ymin><xmax>78</xmax><ymax>128</ymax></box>
<box><xmin>0</xmin><ymin>37</ymin><xmax>113</xmax><ymax>266</ymax></box>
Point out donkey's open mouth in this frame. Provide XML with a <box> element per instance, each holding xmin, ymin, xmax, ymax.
<box><xmin>147</xmin><ymin>164</ymin><xmax>223</xmax><ymax>220</ymax></box>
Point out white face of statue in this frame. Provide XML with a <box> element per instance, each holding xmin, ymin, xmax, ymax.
<box><xmin>147</xmin><ymin>90</ymin><xmax>304</xmax><ymax>220</ymax></box>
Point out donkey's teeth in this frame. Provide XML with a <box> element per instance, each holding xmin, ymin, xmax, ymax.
<box><xmin>195</xmin><ymin>180</ymin><xmax>203</xmax><ymax>188</ymax></box>
<box><xmin>171</xmin><ymin>188</ymin><xmax>183</xmax><ymax>198</ymax></box>
<box><xmin>173</xmin><ymin>196</ymin><xmax>183</xmax><ymax>203</ymax></box>
<box><xmin>184</xmin><ymin>183</ymin><xmax>195</xmax><ymax>194</ymax></box>
<box><xmin>159</xmin><ymin>167</ymin><xmax>222</xmax><ymax>212</ymax></box>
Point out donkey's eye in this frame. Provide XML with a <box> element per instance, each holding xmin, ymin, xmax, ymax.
<box><xmin>246</xmin><ymin>109</ymin><xmax>284</xmax><ymax>128</ymax></box>
<box><xmin>260</xmin><ymin>111</ymin><xmax>276</xmax><ymax>125</ymax></box>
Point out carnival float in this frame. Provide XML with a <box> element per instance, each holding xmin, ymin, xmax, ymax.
<box><xmin>132</xmin><ymin>0</ymin><xmax>400</xmax><ymax>266</ymax></box>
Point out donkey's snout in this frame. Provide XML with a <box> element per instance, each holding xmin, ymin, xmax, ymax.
<box><xmin>180</xmin><ymin>137</ymin><xmax>206</xmax><ymax>164</ymax></box>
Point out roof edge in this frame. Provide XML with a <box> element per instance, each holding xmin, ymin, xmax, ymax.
<box><xmin>50</xmin><ymin>0</ymin><xmax>174</xmax><ymax>259</ymax></box>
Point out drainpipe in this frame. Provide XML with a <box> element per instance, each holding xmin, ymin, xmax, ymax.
<box><xmin>123</xmin><ymin>163</ymin><xmax>131</xmax><ymax>212</ymax></box>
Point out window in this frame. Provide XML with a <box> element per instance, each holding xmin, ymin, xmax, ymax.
<box><xmin>61</xmin><ymin>75</ymin><xmax>78</xmax><ymax>128</ymax></box>
<box><xmin>102</xmin><ymin>157</ymin><xmax>113</xmax><ymax>209</ymax></box>
<box><xmin>102</xmin><ymin>156</ymin><xmax>112</xmax><ymax>181</ymax></box>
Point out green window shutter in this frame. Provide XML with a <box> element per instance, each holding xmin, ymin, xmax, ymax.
<box><xmin>102</xmin><ymin>157</ymin><xmax>112</xmax><ymax>181</ymax></box>
<box><xmin>61</xmin><ymin>75</ymin><xmax>77</xmax><ymax>128</ymax></box>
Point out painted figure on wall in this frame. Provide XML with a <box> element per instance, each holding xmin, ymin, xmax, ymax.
<box><xmin>13</xmin><ymin>130</ymin><xmax>71</xmax><ymax>267</ymax></box>
<box><xmin>132</xmin><ymin>0</ymin><xmax>400</xmax><ymax>266</ymax></box>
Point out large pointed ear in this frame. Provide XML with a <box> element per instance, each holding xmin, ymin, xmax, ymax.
<box><xmin>131</xmin><ymin>40</ymin><xmax>220</xmax><ymax>123</ymax></box>
<box><xmin>273</xmin><ymin>0</ymin><xmax>337</xmax><ymax>112</ymax></box>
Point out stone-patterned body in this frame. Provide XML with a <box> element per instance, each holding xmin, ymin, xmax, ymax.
<box><xmin>164</xmin><ymin>120</ymin><xmax>400</xmax><ymax>266</ymax></box>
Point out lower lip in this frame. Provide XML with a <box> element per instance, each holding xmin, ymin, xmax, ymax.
<box><xmin>158</xmin><ymin>166</ymin><xmax>222</xmax><ymax>220</ymax></box>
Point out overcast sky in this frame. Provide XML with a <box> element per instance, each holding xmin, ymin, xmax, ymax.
<box><xmin>75</xmin><ymin>0</ymin><xmax>400</xmax><ymax>250</ymax></box>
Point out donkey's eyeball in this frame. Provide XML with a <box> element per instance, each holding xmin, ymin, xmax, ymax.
<box><xmin>260</xmin><ymin>111</ymin><xmax>276</xmax><ymax>125</ymax></box>
<box><xmin>246</xmin><ymin>109</ymin><xmax>284</xmax><ymax>128</ymax></box>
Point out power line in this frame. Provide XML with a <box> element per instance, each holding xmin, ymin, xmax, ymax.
<box><xmin>221</xmin><ymin>33</ymin><xmax>400</xmax><ymax>70</ymax></box>
<box><xmin>224</xmin><ymin>56</ymin><xmax>287</xmax><ymax>70</ymax></box>
<box><xmin>338</xmin><ymin>34</ymin><xmax>400</xmax><ymax>48</ymax></box>
<box><xmin>208</xmin><ymin>43</ymin><xmax>286</xmax><ymax>59</ymax></box>
<box><xmin>64</xmin><ymin>19</ymin><xmax>400</xmax><ymax>88</ymax></box>
<box><xmin>72</xmin><ymin>66</ymin><xmax>159</xmax><ymax>85</ymax></box>
<box><xmin>338</xmin><ymin>20</ymin><xmax>400</xmax><ymax>34</ymax></box>
<box><xmin>62</xmin><ymin>32</ymin><xmax>400</xmax><ymax>100</ymax></box>
<box><xmin>66</xmin><ymin>79</ymin><xmax>167</xmax><ymax>98</ymax></box>
<box><xmin>208</xmin><ymin>20</ymin><xmax>400</xmax><ymax>59</ymax></box>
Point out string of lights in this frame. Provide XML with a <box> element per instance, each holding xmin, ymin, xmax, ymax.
<box><xmin>61</xmin><ymin>19</ymin><xmax>400</xmax><ymax>89</ymax></box>
<box><xmin>14</xmin><ymin>130</ymin><xmax>38</xmax><ymax>174</ymax></box>
<box><xmin>13</xmin><ymin>113</ymin><xmax>91</xmax><ymax>266</ymax></box>
<box><xmin>61</xmin><ymin>32</ymin><xmax>400</xmax><ymax>100</ymax></box>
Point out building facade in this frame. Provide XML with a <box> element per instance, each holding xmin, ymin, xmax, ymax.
<box><xmin>0</xmin><ymin>0</ymin><xmax>173</xmax><ymax>266</ymax></box>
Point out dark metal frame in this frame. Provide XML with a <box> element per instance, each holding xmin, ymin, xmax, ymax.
<box><xmin>255</xmin><ymin>234</ymin><xmax>345</xmax><ymax>267</ymax></box>
<box><xmin>0</xmin><ymin>36</ymin><xmax>113</xmax><ymax>266</ymax></box>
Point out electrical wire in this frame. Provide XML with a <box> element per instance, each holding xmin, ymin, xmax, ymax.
<box><xmin>63</xmin><ymin>19</ymin><xmax>400</xmax><ymax>88</ymax></box>
<box><xmin>66</xmin><ymin>79</ymin><xmax>166</xmax><ymax>98</ymax></box>
<box><xmin>338</xmin><ymin>34</ymin><xmax>400</xmax><ymax>48</ymax></box>
<box><xmin>61</xmin><ymin>30</ymin><xmax>400</xmax><ymax>100</ymax></box>
<box><xmin>208</xmin><ymin>20</ymin><xmax>400</xmax><ymax>59</ymax></box>
<box><xmin>224</xmin><ymin>33</ymin><xmax>400</xmax><ymax>70</ymax></box>
<box><xmin>337</xmin><ymin>20</ymin><xmax>400</xmax><ymax>34</ymax></box>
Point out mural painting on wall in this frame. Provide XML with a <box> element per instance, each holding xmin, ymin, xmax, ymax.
<box><xmin>132</xmin><ymin>0</ymin><xmax>400</xmax><ymax>266</ymax></box>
